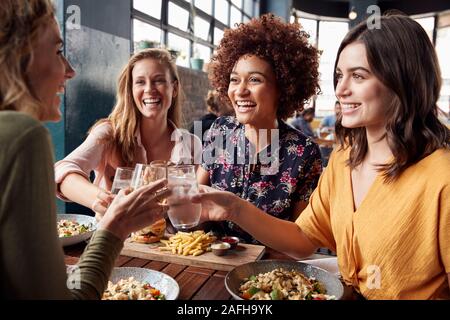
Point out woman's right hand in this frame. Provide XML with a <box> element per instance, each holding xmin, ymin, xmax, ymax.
<box><xmin>97</xmin><ymin>179</ymin><xmax>170</xmax><ymax>241</ymax></box>
<box><xmin>191</xmin><ymin>185</ymin><xmax>243</xmax><ymax>222</ymax></box>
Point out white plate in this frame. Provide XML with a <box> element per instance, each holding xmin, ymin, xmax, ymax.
<box><xmin>108</xmin><ymin>267</ymin><xmax>179</xmax><ymax>300</ymax></box>
<box><xmin>57</xmin><ymin>214</ymin><xmax>97</xmax><ymax>247</ymax></box>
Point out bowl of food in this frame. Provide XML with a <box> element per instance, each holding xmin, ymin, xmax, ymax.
<box><xmin>211</xmin><ymin>242</ymin><xmax>231</xmax><ymax>256</ymax></box>
<box><xmin>225</xmin><ymin>260</ymin><xmax>344</xmax><ymax>300</ymax></box>
<box><xmin>103</xmin><ymin>267</ymin><xmax>179</xmax><ymax>300</ymax></box>
<box><xmin>57</xmin><ymin>214</ymin><xmax>96</xmax><ymax>247</ymax></box>
<box><xmin>221</xmin><ymin>236</ymin><xmax>240</xmax><ymax>249</ymax></box>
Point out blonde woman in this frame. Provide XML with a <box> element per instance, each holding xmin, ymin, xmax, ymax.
<box><xmin>0</xmin><ymin>0</ymin><xmax>169</xmax><ymax>298</ymax></box>
<box><xmin>55</xmin><ymin>49</ymin><xmax>202</xmax><ymax>218</ymax></box>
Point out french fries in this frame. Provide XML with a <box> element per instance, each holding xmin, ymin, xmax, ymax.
<box><xmin>159</xmin><ymin>230</ymin><xmax>216</xmax><ymax>256</ymax></box>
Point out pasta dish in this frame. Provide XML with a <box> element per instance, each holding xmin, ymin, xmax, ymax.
<box><xmin>57</xmin><ymin>219</ymin><xmax>92</xmax><ymax>237</ymax></box>
<box><xmin>239</xmin><ymin>268</ymin><xmax>335</xmax><ymax>300</ymax></box>
<box><xmin>102</xmin><ymin>277</ymin><xmax>165</xmax><ymax>300</ymax></box>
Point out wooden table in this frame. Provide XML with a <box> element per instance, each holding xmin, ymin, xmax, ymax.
<box><xmin>64</xmin><ymin>242</ymin><xmax>301</xmax><ymax>300</ymax></box>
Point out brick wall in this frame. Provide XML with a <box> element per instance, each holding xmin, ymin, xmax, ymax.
<box><xmin>178</xmin><ymin>66</ymin><xmax>211</xmax><ymax>130</ymax></box>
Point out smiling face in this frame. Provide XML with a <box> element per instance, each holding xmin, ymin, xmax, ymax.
<box><xmin>26</xmin><ymin>19</ymin><xmax>75</xmax><ymax>122</ymax></box>
<box><xmin>335</xmin><ymin>42</ymin><xmax>392</xmax><ymax>133</ymax></box>
<box><xmin>132</xmin><ymin>58</ymin><xmax>178</xmax><ymax>121</ymax></box>
<box><xmin>227</xmin><ymin>55</ymin><xmax>279</xmax><ymax>128</ymax></box>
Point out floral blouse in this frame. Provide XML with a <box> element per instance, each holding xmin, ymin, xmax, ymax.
<box><xmin>202</xmin><ymin>116</ymin><xmax>323</xmax><ymax>244</ymax></box>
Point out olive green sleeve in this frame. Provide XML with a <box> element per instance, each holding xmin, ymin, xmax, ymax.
<box><xmin>0</xmin><ymin>114</ymin><xmax>122</xmax><ymax>299</ymax></box>
<box><xmin>69</xmin><ymin>230</ymin><xmax>123</xmax><ymax>300</ymax></box>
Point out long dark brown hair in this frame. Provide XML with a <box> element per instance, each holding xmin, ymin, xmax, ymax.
<box><xmin>334</xmin><ymin>14</ymin><xmax>449</xmax><ymax>182</ymax></box>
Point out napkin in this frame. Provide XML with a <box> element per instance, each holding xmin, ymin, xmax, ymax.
<box><xmin>300</xmin><ymin>257</ymin><xmax>340</xmax><ymax>277</ymax></box>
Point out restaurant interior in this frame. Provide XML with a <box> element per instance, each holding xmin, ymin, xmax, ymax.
<box><xmin>53</xmin><ymin>0</ymin><xmax>450</xmax><ymax>215</ymax></box>
<box><xmin>2</xmin><ymin>0</ymin><xmax>449</xmax><ymax>302</ymax></box>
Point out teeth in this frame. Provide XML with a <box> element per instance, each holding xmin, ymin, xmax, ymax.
<box><xmin>342</xmin><ymin>103</ymin><xmax>361</xmax><ymax>109</ymax></box>
<box><xmin>236</xmin><ymin>101</ymin><xmax>256</xmax><ymax>107</ymax></box>
<box><xmin>143</xmin><ymin>98</ymin><xmax>161</xmax><ymax>104</ymax></box>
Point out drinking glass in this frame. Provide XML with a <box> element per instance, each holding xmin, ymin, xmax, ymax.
<box><xmin>131</xmin><ymin>162</ymin><xmax>170</xmax><ymax>204</ymax></box>
<box><xmin>167</xmin><ymin>164</ymin><xmax>201</xmax><ymax>230</ymax></box>
<box><xmin>110</xmin><ymin>167</ymin><xmax>134</xmax><ymax>194</ymax></box>
<box><xmin>130</xmin><ymin>162</ymin><xmax>170</xmax><ymax>241</ymax></box>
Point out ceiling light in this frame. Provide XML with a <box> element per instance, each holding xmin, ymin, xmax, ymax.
<box><xmin>349</xmin><ymin>7</ymin><xmax>357</xmax><ymax>20</ymax></box>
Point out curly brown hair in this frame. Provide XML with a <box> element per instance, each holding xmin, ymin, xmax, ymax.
<box><xmin>209</xmin><ymin>13</ymin><xmax>320</xmax><ymax>120</ymax></box>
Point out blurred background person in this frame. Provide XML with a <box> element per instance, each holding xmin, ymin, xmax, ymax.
<box><xmin>318</xmin><ymin>101</ymin><xmax>341</xmax><ymax>166</ymax></box>
<box><xmin>291</xmin><ymin>108</ymin><xmax>317</xmax><ymax>138</ymax></box>
<box><xmin>189</xmin><ymin>89</ymin><xmax>234</xmax><ymax>144</ymax></box>
<box><xmin>320</xmin><ymin>100</ymin><xmax>341</xmax><ymax>134</ymax></box>
<box><xmin>291</xmin><ymin>107</ymin><xmax>336</xmax><ymax>166</ymax></box>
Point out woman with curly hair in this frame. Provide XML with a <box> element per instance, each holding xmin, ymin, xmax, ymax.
<box><xmin>0</xmin><ymin>0</ymin><xmax>169</xmax><ymax>298</ymax></box>
<box><xmin>192</xmin><ymin>14</ymin><xmax>450</xmax><ymax>299</ymax></box>
<box><xmin>55</xmin><ymin>48</ymin><xmax>201</xmax><ymax>219</ymax></box>
<box><xmin>197</xmin><ymin>14</ymin><xmax>323</xmax><ymax>244</ymax></box>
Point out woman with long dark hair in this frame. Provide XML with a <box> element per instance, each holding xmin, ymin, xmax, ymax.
<box><xmin>191</xmin><ymin>14</ymin><xmax>450</xmax><ymax>299</ymax></box>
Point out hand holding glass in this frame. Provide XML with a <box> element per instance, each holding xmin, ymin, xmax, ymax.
<box><xmin>167</xmin><ymin>165</ymin><xmax>201</xmax><ymax>230</ymax></box>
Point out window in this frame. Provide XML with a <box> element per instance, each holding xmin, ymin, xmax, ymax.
<box><xmin>254</xmin><ymin>0</ymin><xmax>260</xmax><ymax>17</ymax></box>
<box><xmin>316</xmin><ymin>21</ymin><xmax>348</xmax><ymax>116</ymax></box>
<box><xmin>194</xmin><ymin>0</ymin><xmax>212</xmax><ymax>15</ymax></box>
<box><xmin>436</xmin><ymin>26</ymin><xmax>450</xmax><ymax>116</ymax></box>
<box><xmin>133</xmin><ymin>19</ymin><xmax>162</xmax><ymax>52</ymax></box>
<box><xmin>214</xmin><ymin>27</ymin><xmax>224</xmax><ymax>46</ymax></box>
<box><xmin>232</xmin><ymin>0</ymin><xmax>242</xmax><ymax>9</ymax></box>
<box><xmin>168</xmin><ymin>33</ymin><xmax>190</xmax><ymax>67</ymax></box>
<box><xmin>299</xmin><ymin>17</ymin><xmax>317</xmax><ymax>46</ymax></box>
<box><xmin>133</xmin><ymin>0</ymin><xmax>162</xmax><ymax>20</ymax></box>
<box><xmin>215</xmin><ymin>0</ymin><xmax>229</xmax><ymax>25</ymax></box>
<box><xmin>193</xmin><ymin>43</ymin><xmax>211</xmax><ymax>61</ymax></box>
<box><xmin>168</xmin><ymin>2</ymin><xmax>189</xmax><ymax>31</ymax></box>
<box><xmin>243</xmin><ymin>0</ymin><xmax>253</xmax><ymax>16</ymax></box>
<box><xmin>132</xmin><ymin>0</ymin><xmax>260</xmax><ymax>68</ymax></box>
<box><xmin>414</xmin><ymin>17</ymin><xmax>435</xmax><ymax>42</ymax></box>
<box><xmin>230</xmin><ymin>6</ymin><xmax>242</xmax><ymax>28</ymax></box>
<box><xmin>194</xmin><ymin>16</ymin><xmax>210</xmax><ymax>41</ymax></box>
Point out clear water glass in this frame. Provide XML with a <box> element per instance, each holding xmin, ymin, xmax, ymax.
<box><xmin>111</xmin><ymin>167</ymin><xmax>134</xmax><ymax>194</ymax></box>
<box><xmin>167</xmin><ymin>164</ymin><xmax>201</xmax><ymax>230</ymax></box>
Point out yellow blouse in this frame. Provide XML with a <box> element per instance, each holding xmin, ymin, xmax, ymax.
<box><xmin>296</xmin><ymin>147</ymin><xmax>450</xmax><ymax>299</ymax></box>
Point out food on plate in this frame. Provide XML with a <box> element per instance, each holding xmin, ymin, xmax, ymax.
<box><xmin>57</xmin><ymin>219</ymin><xmax>92</xmax><ymax>238</ymax></box>
<box><xmin>102</xmin><ymin>277</ymin><xmax>165</xmax><ymax>300</ymax></box>
<box><xmin>239</xmin><ymin>268</ymin><xmax>336</xmax><ymax>300</ymax></box>
<box><xmin>159</xmin><ymin>230</ymin><xmax>216</xmax><ymax>256</ymax></box>
<box><xmin>131</xmin><ymin>218</ymin><xmax>166</xmax><ymax>244</ymax></box>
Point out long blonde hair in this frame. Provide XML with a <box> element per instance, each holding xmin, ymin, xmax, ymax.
<box><xmin>0</xmin><ymin>0</ymin><xmax>55</xmax><ymax>118</ymax></box>
<box><xmin>92</xmin><ymin>48</ymin><xmax>183</xmax><ymax>165</ymax></box>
